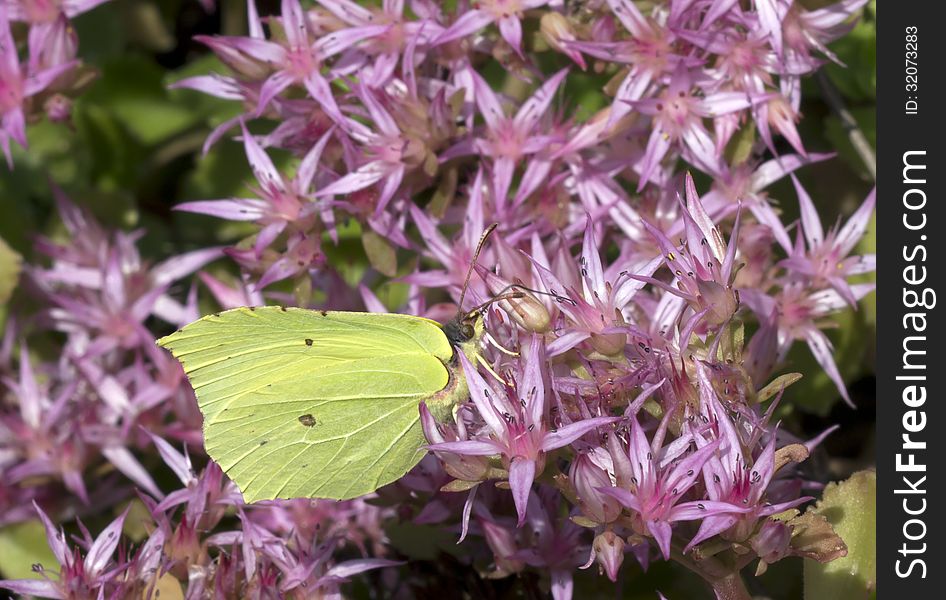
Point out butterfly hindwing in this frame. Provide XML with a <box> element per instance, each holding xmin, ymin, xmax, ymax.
<box><xmin>158</xmin><ymin>307</ymin><xmax>454</xmax><ymax>501</ymax></box>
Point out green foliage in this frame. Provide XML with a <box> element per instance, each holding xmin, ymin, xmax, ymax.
<box><xmin>804</xmin><ymin>470</ymin><xmax>877</xmax><ymax>599</ymax></box>
<box><xmin>385</xmin><ymin>522</ymin><xmax>467</xmax><ymax>561</ymax></box>
<box><xmin>0</xmin><ymin>520</ymin><xmax>59</xmax><ymax>581</ymax></box>
<box><xmin>82</xmin><ymin>56</ymin><xmax>214</xmax><ymax>147</ymax></box>
<box><xmin>0</xmin><ymin>236</ymin><xmax>21</xmax><ymax>309</ymax></box>
<box><xmin>362</xmin><ymin>230</ymin><xmax>399</xmax><ymax>278</ymax></box>
<box><xmin>824</xmin><ymin>1</ymin><xmax>877</xmax><ymax>103</ymax></box>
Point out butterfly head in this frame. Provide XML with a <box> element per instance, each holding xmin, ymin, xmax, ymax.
<box><xmin>443</xmin><ymin>310</ymin><xmax>483</xmax><ymax>346</ymax></box>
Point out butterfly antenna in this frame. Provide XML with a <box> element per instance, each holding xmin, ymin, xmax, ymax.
<box><xmin>457</xmin><ymin>223</ymin><xmax>498</xmax><ymax>313</ymax></box>
<box><xmin>464</xmin><ymin>291</ymin><xmax>527</xmax><ymax>318</ymax></box>
<box><xmin>461</xmin><ymin>283</ymin><xmax>578</xmax><ymax>322</ymax></box>
<box><xmin>490</xmin><ymin>283</ymin><xmax>577</xmax><ymax>306</ymax></box>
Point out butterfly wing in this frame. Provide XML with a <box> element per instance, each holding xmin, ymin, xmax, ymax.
<box><xmin>158</xmin><ymin>307</ymin><xmax>454</xmax><ymax>501</ymax></box>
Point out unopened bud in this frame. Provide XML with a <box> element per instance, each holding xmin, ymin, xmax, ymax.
<box><xmin>540</xmin><ymin>12</ymin><xmax>586</xmax><ymax>69</ymax></box>
<box><xmin>44</xmin><ymin>94</ymin><xmax>73</xmax><ymax>123</ymax></box>
<box><xmin>670</xmin><ymin>371</ymin><xmax>699</xmax><ymax>411</ymax></box>
<box><xmin>503</xmin><ymin>293</ymin><xmax>552</xmax><ymax>333</ymax></box>
<box><xmin>592</xmin><ymin>530</ymin><xmax>625</xmax><ymax>581</ymax></box>
<box><xmin>420</xmin><ymin>403</ymin><xmax>490</xmax><ymax>482</ymax></box>
<box><xmin>744</xmin><ymin>316</ymin><xmax>778</xmax><ymax>384</ymax></box>
<box><xmin>540</xmin><ymin>12</ymin><xmax>573</xmax><ymax>47</ymax></box>
<box><xmin>590</xmin><ymin>331</ymin><xmax>627</xmax><ymax>356</ymax></box>
<box><xmin>570</xmin><ymin>454</ymin><xmax>622</xmax><ymax>524</ymax></box>
<box><xmin>695</xmin><ymin>279</ymin><xmax>738</xmax><ymax>326</ymax></box>
<box><xmin>480</xmin><ymin>519</ymin><xmax>525</xmax><ymax>576</ymax></box>
<box><xmin>750</xmin><ymin>519</ymin><xmax>792</xmax><ymax>565</ymax></box>
<box><xmin>201</xmin><ymin>37</ymin><xmax>273</xmax><ymax>80</ymax></box>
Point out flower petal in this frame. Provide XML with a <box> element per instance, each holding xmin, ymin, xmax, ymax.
<box><xmin>509</xmin><ymin>458</ymin><xmax>536</xmax><ymax>526</ymax></box>
<box><xmin>540</xmin><ymin>416</ymin><xmax>621</xmax><ymax>451</ymax></box>
<box><xmin>434</xmin><ymin>10</ymin><xmax>494</xmax><ymax>46</ymax></box>
<box><xmin>427</xmin><ymin>440</ymin><xmax>501</xmax><ymax>456</ymax></box>
<box><xmin>83</xmin><ymin>507</ymin><xmax>129</xmax><ymax>576</ymax></box>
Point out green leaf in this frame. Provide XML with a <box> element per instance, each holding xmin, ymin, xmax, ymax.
<box><xmin>824</xmin><ymin>107</ymin><xmax>876</xmax><ymax>179</ymax></box>
<box><xmin>561</xmin><ymin>70</ymin><xmax>612</xmax><ymax>122</ymax></box>
<box><xmin>180</xmin><ymin>137</ymin><xmax>257</xmax><ymax>203</ymax></box>
<box><xmin>0</xmin><ymin>236</ymin><xmax>22</xmax><ymax>307</ymax></box>
<box><xmin>756</xmin><ymin>372</ymin><xmax>803</xmax><ymax>404</ymax></box>
<box><xmin>385</xmin><ymin>521</ymin><xmax>466</xmax><ymax>560</ymax></box>
<box><xmin>804</xmin><ymin>470</ymin><xmax>876</xmax><ymax>599</ymax></box>
<box><xmin>122</xmin><ymin>0</ymin><xmax>176</xmax><ymax>52</ymax></box>
<box><xmin>72</xmin><ymin>102</ymin><xmax>143</xmax><ymax>189</ymax></box>
<box><xmin>725</xmin><ymin>120</ymin><xmax>757</xmax><ymax>165</ymax></box>
<box><xmin>72</xmin><ymin>3</ymin><xmax>128</xmax><ymax>61</ymax></box>
<box><xmin>152</xmin><ymin>573</ymin><xmax>185</xmax><ymax>600</ymax></box>
<box><xmin>0</xmin><ymin>520</ymin><xmax>60</xmax><ymax>580</ymax></box>
<box><xmin>81</xmin><ymin>55</ymin><xmax>207</xmax><ymax>146</ymax></box>
<box><xmin>824</xmin><ymin>16</ymin><xmax>876</xmax><ymax>103</ymax></box>
<box><xmin>716</xmin><ymin>319</ymin><xmax>744</xmax><ymax>363</ymax></box>
<box><xmin>362</xmin><ymin>230</ymin><xmax>398</xmax><ymax>277</ymax></box>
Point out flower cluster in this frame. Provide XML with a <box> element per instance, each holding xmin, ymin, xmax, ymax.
<box><xmin>2</xmin><ymin>0</ymin><xmax>874</xmax><ymax>598</ymax></box>
<box><xmin>2</xmin><ymin>190</ymin><xmax>214</xmax><ymax>509</ymax></box>
<box><xmin>0</xmin><ymin>0</ymin><xmax>111</xmax><ymax>165</ymax></box>
<box><xmin>1</xmin><ymin>444</ymin><xmax>397</xmax><ymax>599</ymax></box>
<box><xmin>2</xmin><ymin>194</ymin><xmax>398</xmax><ymax>598</ymax></box>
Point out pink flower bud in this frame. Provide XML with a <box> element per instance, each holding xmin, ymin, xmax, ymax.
<box><xmin>540</xmin><ymin>12</ymin><xmax>586</xmax><ymax>69</ymax></box>
<box><xmin>592</xmin><ymin>530</ymin><xmax>625</xmax><ymax>582</ymax></box>
<box><xmin>745</xmin><ymin>316</ymin><xmax>778</xmax><ymax>385</ymax></box>
<box><xmin>570</xmin><ymin>453</ymin><xmax>622</xmax><ymax>524</ymax></box>
<box><xmin>751</xmin><ymin>519</ymin><xmax>792</xmax><ymax>565</ymax></box>
<box><xmin>196</xmin><ymin>36</ymin><xmax>274</xmax><ymax>81</ymax></box>
<box><xmin>503</xmin><ymin>292</ymin><xmax>552</xmax><ymax>333</ymax></box>
<box><xmin>589</xmin><ymin>331</ymin><xmax>628</xmax><ymax>356</ymax></box>
<box><xmin>44</xmin><ymin>94</ymin><xmax>72</xmax><ymax>123</ymax></box>
<box><xmin>695</xmin><ymin>279</ymin><xmax>738</xmax><ymax>327</ymax></box>
<box><xmin>606</xmin><ymin>430</ymin><xmax>635</xmax><ymax>489</ymax></box>
<box><xmin>481</xmin><ymin>519</ymin><xmax>525</xmax><ymax>576</ymax></box>
<box><xmin>420</xmin><ymin>403</ymin><xmax>491</xmax><ymax>482</ymax></box>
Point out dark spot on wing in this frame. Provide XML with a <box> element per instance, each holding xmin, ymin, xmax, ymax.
<box><xmin>304</xmin><ymin>338</ymin><xmax>313</xmax><ymax>346</ymax></box>
<box><xmin>259</xmin><ymin>440</ymin><xmax>268</xmax><ymax>445</ymax></box>
<box><xmin>320</xmin><ymin>310</ymin><xmax>328</xmax><ymax>316</ymax></box>
<box><xmin>299</xmin><ymin>414</ymin><xmax>317</xmax><ymax>427</ymax></box>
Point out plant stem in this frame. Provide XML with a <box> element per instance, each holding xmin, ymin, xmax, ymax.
<box><xmin>815</xmin><ymin>70</ymin><xmax>876</xmax><ymax>181</ymax></box>
<box><xmin>709</xmin><ymin>572</ymin><xmax>753</xmax><ymax>600</ymax></box>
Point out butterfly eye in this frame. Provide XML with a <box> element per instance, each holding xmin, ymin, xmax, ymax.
<box><xmin>461</xmin><ymin>323</ymin><xmax>475</xmax><ymax>340</ymax></box>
